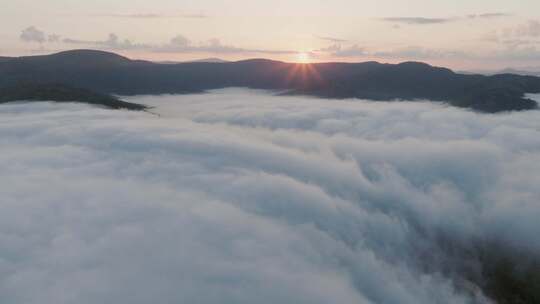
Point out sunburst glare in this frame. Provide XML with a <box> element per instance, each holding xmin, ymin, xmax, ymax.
<box><xmin>296</xmin><ymin>52</ymin><xmax>311</xmax><ymax>63</ymax></box>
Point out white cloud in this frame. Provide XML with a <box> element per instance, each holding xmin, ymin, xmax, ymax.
<box><xmin>0</xmin><ymin>89</ymin><xmax>539</xmax><ymax>303</ymax></box>
<box><xmin>47</xmin><ymin>34</ymin><xmax>61</xmax><ymax>43</ymax></box>
<box><xmin>20</xmin><ymin>26</ymin><xmax>46</xmax><ymax>44</ymax></box>
<box><xmin>170</xmin><ymin>34</ymin><xmax>191</xmax><ymax>47</ymax></box>
<box><xmin>61</xmin><ymin>33</ymin><xmax>294</xmax><ymax>55</ymax></box>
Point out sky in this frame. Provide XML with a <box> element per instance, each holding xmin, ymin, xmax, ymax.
<box><xmin>2</xmin><ymin>0</ymin><xmax>540</xmax><ymax>69</ymax></box>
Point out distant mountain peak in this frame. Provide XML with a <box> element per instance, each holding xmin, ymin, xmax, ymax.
<box><xmin>1</xmin><ymin>49</ymin><xmax>540</xmax><ymax>113</ymax></box>
<box><xmin>51</xmin><ymin>49</ymin><xmax>131</xmax><ymax>60</ymax></box>
<box><xmin>234</xmin><ymin>58</ymin><xmax>285</xmax><ymax>64</ymax></box>
<box><xmin>189</xmin><ymin>58</ymin><xmax>229</xmax><ymax>63</ymax></box>
<box><xmin>14</xmin><ymin>49</ymin><xmax>153</xmax><ymax>68</ymax></box>
<box><xmin>47</xmin><ymin>49</ymin><xmax>134</xmax><ymax>66</ymax></box>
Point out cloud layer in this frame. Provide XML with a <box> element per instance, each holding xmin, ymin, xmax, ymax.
<box><xmin>382</xmin><ymin>13</ymin><xmax>510</xmax><ymax>25</ymax></box>
<box><xmin>100</xmin><ymin>12</ymin><xmax>207</xmax><ymax>19</ymax></box>
<box><xmin>61</xmin><ymin>32</ymin><xmax>294</xmax><ymax>55</ymax></box>
<box><xmin>1</xmin><ymin>90</ymin><xmax>540</xmax><ymax>303</ymax></box>
<box><xmin>382</xmin><ymin>17</ymin><xmax>453</xmax><ymax>25</ymax></box>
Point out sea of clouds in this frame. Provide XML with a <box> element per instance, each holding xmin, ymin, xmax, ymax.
<box><xmin>1</xmin><ymin>89</ymin><xmax>539</xmax><ymax>304</ymax></box>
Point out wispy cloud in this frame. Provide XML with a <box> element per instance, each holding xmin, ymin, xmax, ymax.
<box><xmin>47</xmin><ymin>34</ymin><xmax>61</xmax><ymax>43</ymax></box>
<box><xmin>316</xmin><ymin>35</ymin><xmax>349</xmax><ymax>43</ymax></box>
<box><xmin>159</xmin><ymin>36</ymin><xmax>295</xmax><ymax>54</ymax></box>
<box><xmin>314</xmin><ymin>42</ymin><xmax>468</xmax><ymax>60</ymax></box>
<box><xmin>98</xmin><ymin>12</ymin><xmax>208</xmax><ymax>19</ymax></box>
<box><xmin>62</xmin><ymin>32</ymin><xmax>295</xmax><ymax>55</ymax></box>
<box><xmin>20</xmin><ymin>26</ymin><xmax>47</xmax><ymax>44</ymax></box>
<box><xmin>382</xmin><ymin>13</ymin><xmax>510</xmax><ymax>25</ymax></box>
<box><xmin>382</xmin><ymin>17</ymin><xmax>453</xmax><ymax>25</ymax></box>
<box><xmin>512</xmin><ymin>20</ymin><xmax>540</xmax><ymax>37</ymax></box>
<box><xmin>63</xmin><ymin>33</ymin><xmax>151</xmax><ymax>50</ymax></box>
<box><xmin>318</xmin><ymin>44</ymin><xmax>365</xmax><ymax>57</ymax></box>
<box><xmin>480</xmin><ymin>20</ymin><xmax>540</xmax><ymax>53</ymax></box>
<box><xmin>467</xmin><ymin>13</ymin><xmax>512</xmax><ymax>19</ymax></box>
<box><xmin>373</xmin><ymin>46</ymin><xmax>469</xmax><ymax>60</ymax></box>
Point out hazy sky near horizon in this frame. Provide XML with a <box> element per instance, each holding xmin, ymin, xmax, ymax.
<box><xmin>2</xmin><ymin>0</ymin><xmax>540</xmax><ymax>69</ymax></box>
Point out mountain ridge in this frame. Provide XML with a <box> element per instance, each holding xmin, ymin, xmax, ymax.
<box><xmin>0</xmin><ymin>83</ymin><xmax>147</xmax><ymax>110</ymax></box>
<box><xmin>1</xmin><ymin>49</ymin><xmax>540</xmax><ymax>113</ymax></box>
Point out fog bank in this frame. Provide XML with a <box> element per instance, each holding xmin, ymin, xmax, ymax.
<box><xmin>1</xmin><ymin>89</ymin><xmax>539</xmax><ymax>303</ymax></box>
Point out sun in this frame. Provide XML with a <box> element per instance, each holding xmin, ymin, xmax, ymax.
<box><xmin>296</xmin><ymin>52</ymin><xmax>311</xmax><ymax>64</ymax></box>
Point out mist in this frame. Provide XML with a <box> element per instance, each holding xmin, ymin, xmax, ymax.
<box><xmin>1</xmin><ymin>89</ymin><xmax>539</xmax><ymax>303</ymax></box>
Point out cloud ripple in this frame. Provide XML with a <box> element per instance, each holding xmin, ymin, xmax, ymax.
<box><xmin>0</xmin><ymin>89</ymin><xmax>539</xmax><ymax>303</ymax></box>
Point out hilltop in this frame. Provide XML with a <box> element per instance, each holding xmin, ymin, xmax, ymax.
<box><xmin>1</xmin><ymin>49</ymin><xmax>539</xmax><ymax>112</ymax></box>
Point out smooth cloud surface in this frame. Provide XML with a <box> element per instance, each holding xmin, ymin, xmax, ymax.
<box><xmin>1</xmin><ymin>89</ymin><xmax>540</xmax><ymax>303</ymax></box>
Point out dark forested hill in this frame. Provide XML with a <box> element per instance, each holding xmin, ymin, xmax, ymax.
<box><xmin>1</xmin><ymin>49</ymin><xmax>540</xmax><ymax>112</ymax></box>
<box><xmin>0</xmin><ymin>83</ymin><xmax>147</xmax><ymax>110</ymax></box>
